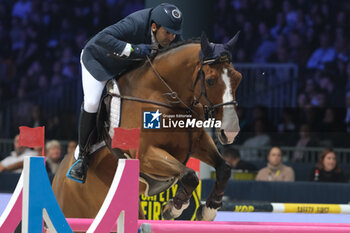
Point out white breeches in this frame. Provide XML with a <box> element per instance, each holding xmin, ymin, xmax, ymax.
<box><xmin>80</xmin><ymin>52</ymin><xmax>107</xmax><ymax>113</ymax></box>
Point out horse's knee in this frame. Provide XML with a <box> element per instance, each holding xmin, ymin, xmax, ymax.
<box><xmin>180</xmin><ymin>168</ymin><xmax>199</xmax><ymax>192</ymax></box>
<box><xmin>205</xmin><ymin>158</ymin><xmax>231</xmax><ymax>209</ymax></box>
<box><xmin>172</xmin><ymin>169</ymin><xmax>199</xmax><ymax>209</ymax></box>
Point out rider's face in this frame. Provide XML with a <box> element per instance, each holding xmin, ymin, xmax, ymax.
<box><xmin>152</xmin><ymin>23</ymin><xmax>176</xmax><ymax>48</ymax></box>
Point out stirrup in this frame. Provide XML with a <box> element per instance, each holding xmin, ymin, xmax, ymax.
<box><xmin>66</xmin><ymin>158</ymin><xmax>88</xmax><ymax>184</ymax></box>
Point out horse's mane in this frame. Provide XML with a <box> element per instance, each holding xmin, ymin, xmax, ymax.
<box><xmin>123</xmin><ymin>38</ymin><xmax>200</xmax><ymax>74</ymax></box>
<box><xmin>155</xmin><ymin>38</ymin><xmax>200</xmax><ymax>56</ymax></box>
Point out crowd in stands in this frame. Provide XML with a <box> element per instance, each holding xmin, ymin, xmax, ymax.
<box><xmin>0</xmin><ymin>0</ymin><xmax>145</xmax><ymax>139</ymax></box>
<box><xmin>0</xmin><ymin>0</ymin><xmax>349</xmax><ymax>147</ymax></box>
<box><xmin>222</xmin><ymin>146</ymin><xmax>347</xmax><ymax>183</ymax></box>
<box><xmin>0</xmin><ymin>134</ymin><xmax>76</xmax><ymax>175</ymax></box>
<box><xmin>214</xmin><ymin>0</ymin><xmax>350</xmax><ymax>148</ymax></box>
<box><xmin>1</xmin><ymin>134</ymin><xmax>346</xmax><ymax>185</ymax></box>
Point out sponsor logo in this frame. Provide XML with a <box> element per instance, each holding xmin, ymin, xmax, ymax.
<box><xmin>143</xmin><ymin>110</ymin><xmax>222</xmax><ymax>130</ymax></box>
<box><xmin>143</xmin><ymin>110</ymin><xmax>162</xmax><ymax>129</ymax></box>
<box><xmin>172</xmin><ymin>9</ymin><xmax>181</xmax><ymax>19</ymax></box>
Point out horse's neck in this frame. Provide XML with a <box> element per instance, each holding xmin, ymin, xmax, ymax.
<box><xmin>150</xmin><ymin>45</ymin><xmax>201</xmax><ymax>101</ymax></box>
<box><xmin>119</xmin><ymin>44</ymin><xmax>201</xmax><ymax>104</ymax></box>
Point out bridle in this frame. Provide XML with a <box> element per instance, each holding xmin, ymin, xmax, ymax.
<box><xmin>190</xmin><ymin>55</ymin><xmax>238</xmax><ymax>119</ymax></box>
<box><xmin>110</xmin><ymin>54</ymin><xmax>238</xmax><ymax>120</ymax></box>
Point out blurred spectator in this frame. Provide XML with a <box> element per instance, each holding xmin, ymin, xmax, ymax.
<box><xmin>223</xmin><ymin>147</ymin><xmax>257</xmax><ymax>172</ymax></box>
<box><xmin>319</xmin><ymin>72</ymin><xmax>344</xmax><ymax>107</ymax></box>
<box><xmin>253</xmin><ymin>22</ymin><xmax>276</xmax><ymax>63</ymax></box>
<box><xmin>242</xmin><ymin>119</ymin><xmax>271</xmax><ymax>161</ymax></box>
<box><xmin>30</xmin><ymin>105</ymin><xmax>45</xmax><ymax>128</ymax></box>
<box><xmin>46</xmin><ymin>115</ymin><xmax>62</xmax><ymax>139</ymax></box>
<box><xmin>277</xmin><ymin>108</ymin><xmax>297</xmax><ymax>145</ymax></box>
<box><xmin>304</xmin><ymin>79</ymin><xmax>320</xmax><ymax>106</ymax></box>
<box><xmin>310</xmin><ymin>148</ymin><xmax>346</xmax><ymax>182</ymax></box>
<box><xmin>33</xmin><ymin>146</ymin><xmax>42</xmax><ymax>156</ymax></box>
<box><xmin>11</xmin><ymin>0</ymin><xmax>32</xmax><ymax>21</ymax></box>
<box><xmin>0</xmin><ymin>134</ymin><xmax>38</xmax><ymax>173</ymax></box>
<box><xmin>45</xmin><ymin>139</ymin><xmax>62</xmax><ymax>174</ymax></box>
<box><xmin>12</xmin><ymin>87</ymin><xmax>34</xmax><ymax>128</ymax></box>
<box><xmin>319</xmin><ymin>108</ymin><xmax>345</xmax><ymax>147</ymax></box>
<box><xmin>292</xmin><ymin>124</ymin><xmax>319</xmax><ymax>162</ymax></box>
<box><xmin>270</xmin><ymin>12</ymin><xmax>288</xmax><ymax>39</ymax></box>
<box><xmin>297</xmin><ymin>93</ymin><xmax>310</xmax><ymax>108</ymax></box>
<box><xmin>346</xmin><ymin>62</ymin><xmax>350</xmax><ymax>91</ymax></box>
<box><xmin>282</xmin><ymin>0</ymin><xmax>297</xmax><ymax>29</ymax></box>
<box><xmin>64</xmin><ymin>140</ymin><xmax>78</xmax><ymax>158</ymax></box>
<box><xmin>306</xmin><ymin>32</ymin><xmax>336</xmax><ymax>70</ymax></box>
<box><xmin>345</xmin><ymin>91</ymin><xmax>350</xmax><ymax>133</ymax></box>
<box><xmin>255</xmin><ymin>146</ymin><xmax>295</xmax><ymax>181</ymax></box>
<box><xmin>287</xmin><ymin>30</ymin><xmax>309</xmax><ymax>66</ymax></box>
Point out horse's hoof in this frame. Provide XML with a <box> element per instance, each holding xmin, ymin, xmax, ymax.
<box><xmin>162</xmin><ymin>199</ymin><xmax>189</xmax><ymax>220</ymax></box>
<box><xmin>195</xmin><ymin>204</ymin><xmax>218</xmax><ymax>221</ymax></box>
<box><xmin>140</xmin><ymin>223</ymin><xmax>152</xmax><ymax>233</ymax></box>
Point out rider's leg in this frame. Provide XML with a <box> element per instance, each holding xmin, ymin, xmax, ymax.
<box><xmin>67</xmin><ymin>55</ymin><xmax>107</xmax><ymax>183</ymax></box>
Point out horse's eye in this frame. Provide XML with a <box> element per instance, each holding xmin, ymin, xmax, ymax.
<box><xmin>206</xmin><ymin>78</ymin><xmax>215</xmax><ymax>86</ymax></box>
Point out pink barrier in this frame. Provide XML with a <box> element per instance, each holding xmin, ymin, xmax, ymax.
<box><xmin>67</xmin><ymin>218</ymin><xmax>350</xmax><ymax>232</ymax></box>
<box><xmin>142</xmin><ymin>224</ymin><xmax>350</xmax><ymax>233</ymax></box>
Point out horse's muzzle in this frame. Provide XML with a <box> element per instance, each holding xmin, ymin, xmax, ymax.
<box><xmin>217</xmin><ymin>128</ymin><xmax>239</xmax><ymax>145</ymax></box>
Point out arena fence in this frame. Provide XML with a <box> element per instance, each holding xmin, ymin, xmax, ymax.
<box><xmin>1</xmin><ymin>140</ymin><xmax>350</xmax><ymax>164</ymax></box>
<box><xmin>234</xmin><ymin>63</ymin><xmax>298</xmax><ymax>123</ymax></box>
<box><xmin>0</xmin><ymin>79</ymin><xmax>82</xmax><ymax>138</ymax></box>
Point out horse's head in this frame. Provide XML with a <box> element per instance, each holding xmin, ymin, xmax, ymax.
<box><xmin>195</xmin><ymin>32</ymin><xmax>242</xmax><ymax>145</ymax></box>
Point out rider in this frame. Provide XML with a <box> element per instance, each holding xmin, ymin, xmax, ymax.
<box><xmin>67</xmin><ymin>3</ymin><xmax>183</xmax><ymax>183</ymax></box>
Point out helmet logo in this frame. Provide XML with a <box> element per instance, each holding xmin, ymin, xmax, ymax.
<box><xmin>172</xmin><ymin>9</ymin><xmax>181</xmax><ymax>19</ymax></box>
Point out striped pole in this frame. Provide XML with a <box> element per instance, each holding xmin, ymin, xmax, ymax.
<box><xmin>222</xmin><ymin>202</ymin><xmax>350</xmax><ymax>214</ymax></box>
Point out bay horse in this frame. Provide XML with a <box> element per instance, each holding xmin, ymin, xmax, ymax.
<box><xmin>52</xmin><ymin>32</ymin><xmax>242</xmax><ymax>222</ymax></box>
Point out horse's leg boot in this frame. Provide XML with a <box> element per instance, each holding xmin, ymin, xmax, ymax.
<box><xmin>66</xmin><ymin>109</ymin><xmax>97</xmax><ymax>183</ymax></box>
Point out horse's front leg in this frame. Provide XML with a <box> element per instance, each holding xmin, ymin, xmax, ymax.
<box><xmin>140</xmin><ymin>146</ymin><xmax>199</xmax><ymax>220</ymax></box>
<box><xmin>191</xmin><ymin>132</ymin><xmax>231</xmax><ymax>221</ymax></box>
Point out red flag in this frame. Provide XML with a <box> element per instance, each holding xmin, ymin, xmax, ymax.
<box><xmin>112</xmin><ymin>127</ymin><xmax>141</xmax><ymax>159</ymax></box>
<box><xmin>19</xmin><ymin>126</ymin><xmax>45</xmax><ymax>156</ymax></box>
<box><xmin>186</xmin><ymin>158</ymin><xmax>200</xmax><ymax>179</ymax></box>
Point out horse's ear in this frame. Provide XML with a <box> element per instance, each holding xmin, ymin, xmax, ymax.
<box><xmin>225</xmin><ymin>31</ymin><xmax>240</xmax><ymax>51</ymax></box>
<box><xmin>200</xmin><ymin>32</ymin><xmax>213</xmax><ymax>56</ymax></box>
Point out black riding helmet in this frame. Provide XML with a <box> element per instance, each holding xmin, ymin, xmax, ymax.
<box><xmin>150</xmin><ymin>3</ymin><xmax>183</xmax><ymax>35</ymax></box>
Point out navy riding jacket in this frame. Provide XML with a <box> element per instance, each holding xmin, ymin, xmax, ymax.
<box><xmin>82</xmin><ymin>8</ymin><xmax>182</xmax><ymax>81</ymax></box>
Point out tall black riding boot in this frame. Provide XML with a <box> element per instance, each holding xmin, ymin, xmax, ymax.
<box><xmin>66</xmin><ymin>108</ymin><xmax>97</xmax><ymax>183</ymax></box>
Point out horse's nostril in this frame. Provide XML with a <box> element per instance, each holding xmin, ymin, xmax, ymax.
<box><xmin>220</xmin><ymin>129</ymin><xmax>227</xmax><ymax>143</ymax></box>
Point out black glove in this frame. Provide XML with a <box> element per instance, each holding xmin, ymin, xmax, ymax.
<box><xmin>130</xmin><ymin>44</ymin><xmax>152</xmax><ymax>58</ymax></box>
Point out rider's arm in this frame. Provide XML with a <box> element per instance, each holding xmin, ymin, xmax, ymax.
<box><xmin>95</xmin><ymin>17</ymin><xmax>136</xmax><ymax>56</ymax></box>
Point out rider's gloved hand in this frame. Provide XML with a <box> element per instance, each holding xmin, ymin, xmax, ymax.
<box><xmin>130</xmin><ymin>44</ymin><xmax>152</xmax><ymax>58</ymax></box>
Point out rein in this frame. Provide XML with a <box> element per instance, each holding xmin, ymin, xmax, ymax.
<box><xmin>112</xmin><ymin>55</ymin><xmax>238</xmax><ymax>120</ymax></box>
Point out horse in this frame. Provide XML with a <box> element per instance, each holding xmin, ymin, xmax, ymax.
<box><xmin>52</xmin><ymin>32</ymin><xmax>242</xmax><ymax>222</ymax></box>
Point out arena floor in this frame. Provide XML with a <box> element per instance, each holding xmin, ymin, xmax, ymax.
<box><xmin>1</xmin><ymin>193</ymin><xmax>350</xmax><ymax>224</ymax></box>
<box><xmin>216</xmin><ymin>211</ymin><xmax>350</xmax><ymax>223</ymax></box>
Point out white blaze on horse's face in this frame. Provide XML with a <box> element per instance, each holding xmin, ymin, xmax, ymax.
<box><xmin>219</xmin><ymin>68</ymin><xmax>240</xmax><ymax>145</ymax></box>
